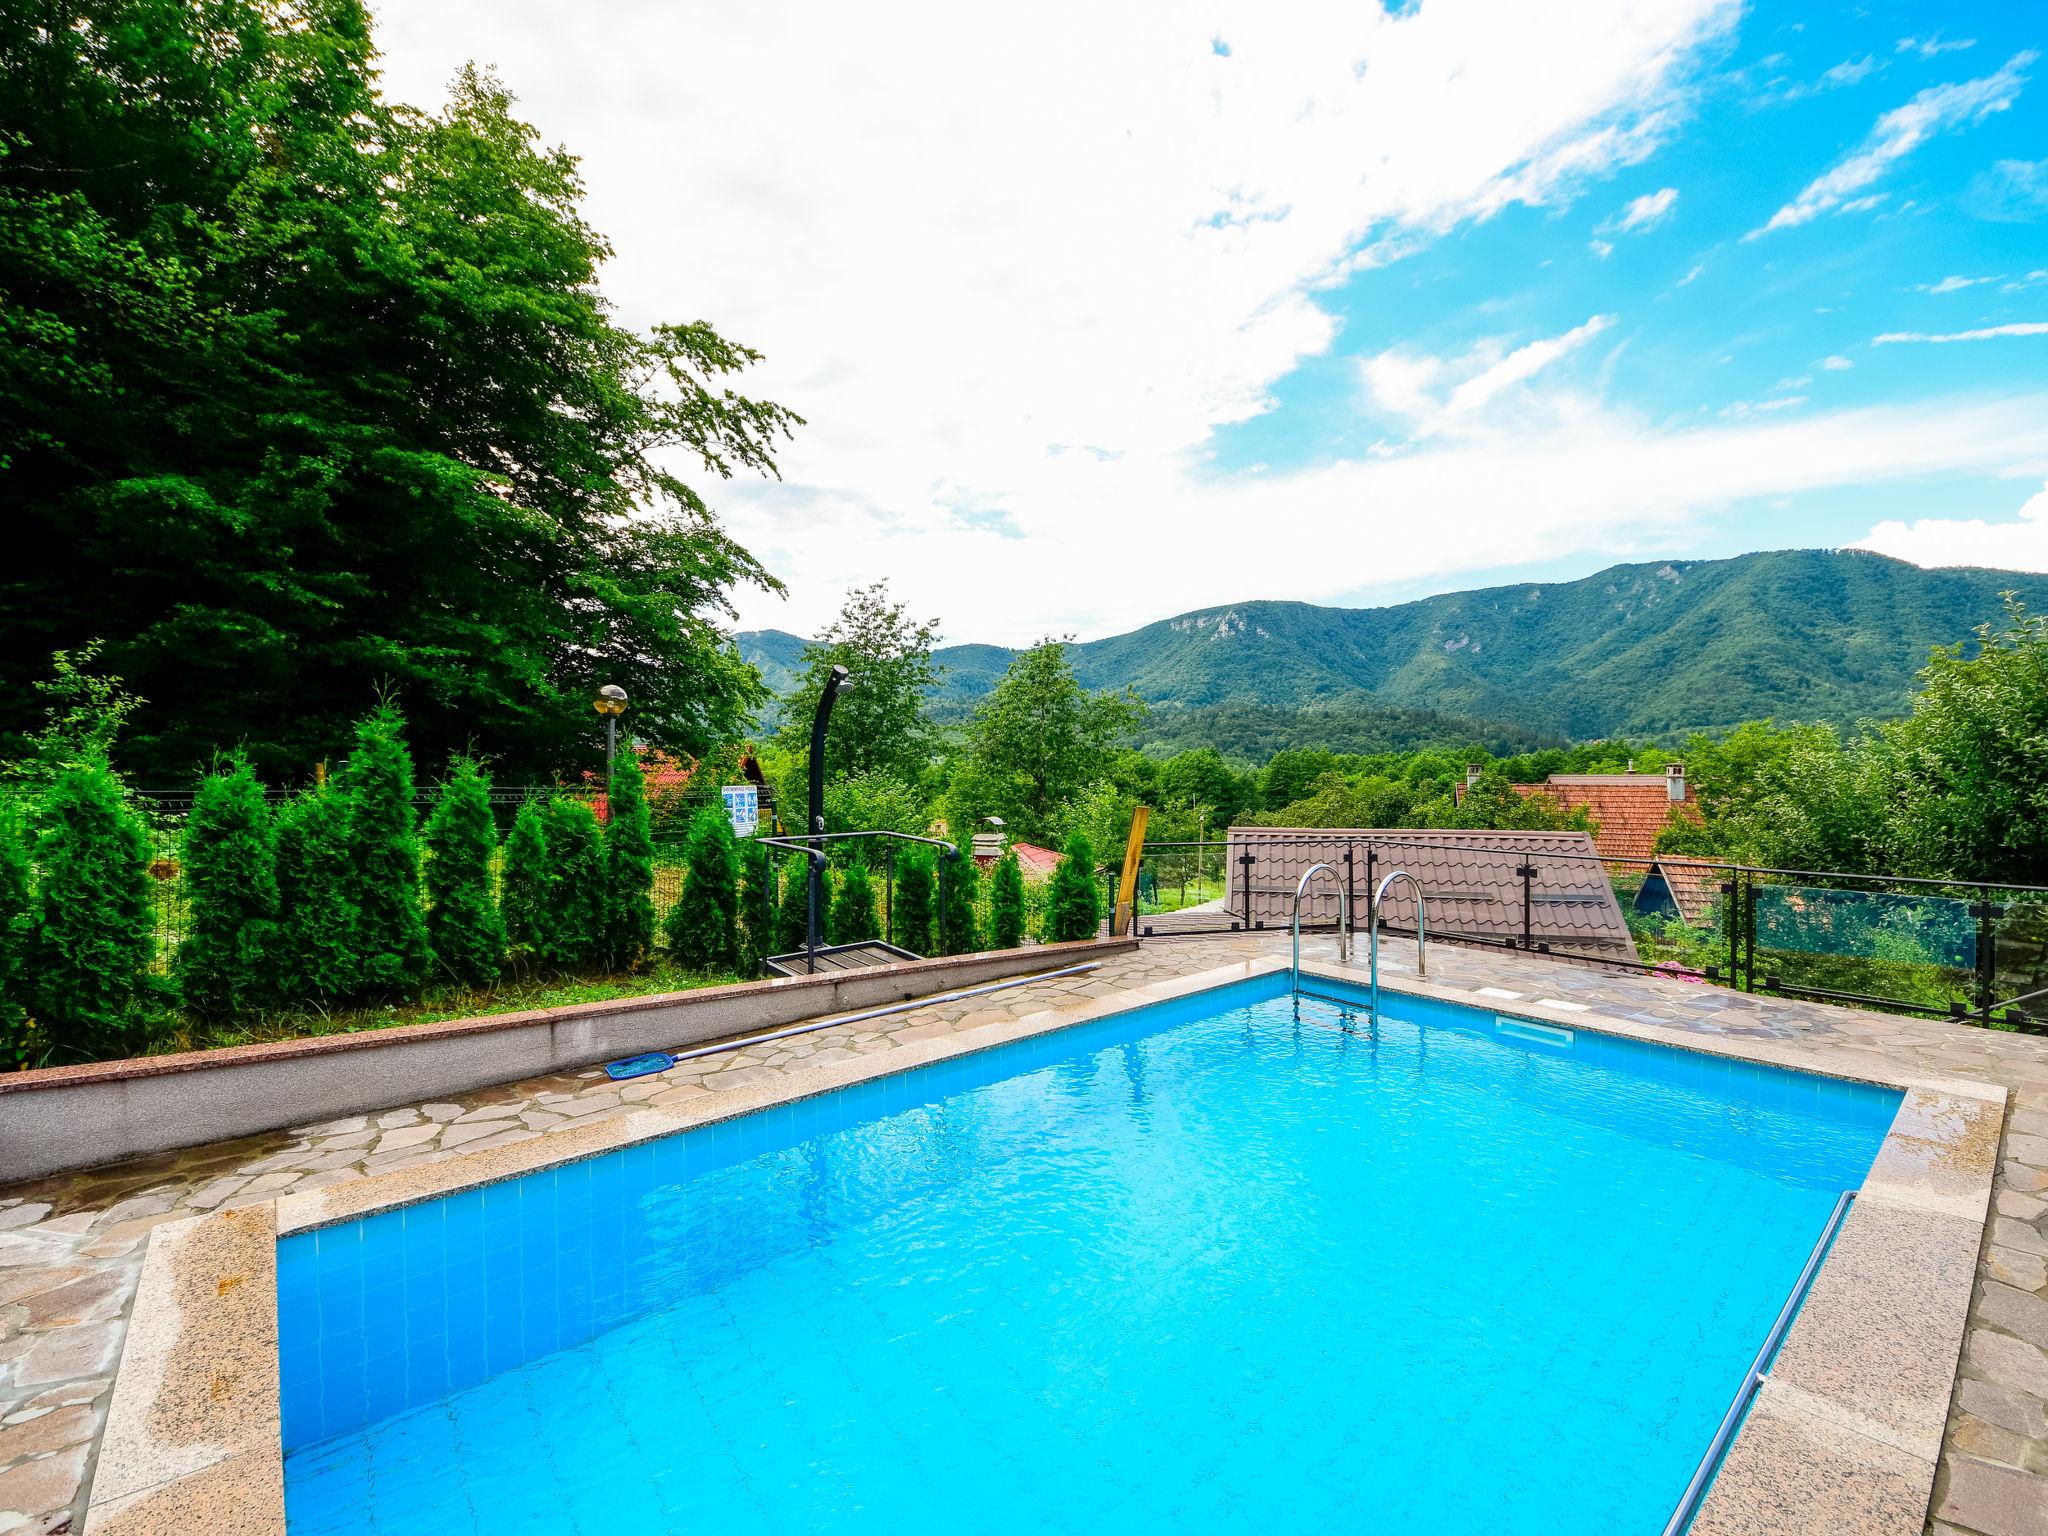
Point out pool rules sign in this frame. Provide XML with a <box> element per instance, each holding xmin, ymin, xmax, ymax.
<box><xmin>722</xmin><ymin>784</ymin><xmax>759</xmax><ymax>838</ymax></box>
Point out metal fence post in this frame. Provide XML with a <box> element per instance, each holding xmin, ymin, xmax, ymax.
<box><xmin>1516</xmin><ymin>861</ymin><xmax>1536</xmax><ymax>950</ymax></box>
<box><xmin>1344</xmin><ymin>843</ymin><xmax>1355</xmax><ymax>931</ymax></box>
<box><xmin>885</xmin><ymin>857</ymin><xmax>895</xmax><ymax>947</ymax></box>
<box><xmin>1974</xmin><ymin>886</ymin><xmax>2003</xmax><ymax>1026</ymax></box>
<box><xmin>1364</xmin><ymin>846</ymin><xmax>1377</xmax><ymax>938</ymax></box>
<box><xmin>1239</xmin><ymin>847</ymin><xmax>1256</xmax><ymax>930</ymax></box>
<box><xmin>1721</xmin><ymin>877</ymin><xmax>1738</xmax><ymax>985</ymax></box>
<box><xmin>1743</xmin><ymin>875</ymin><xmax>1758</xmax><ymax>993</ymax></box>
<box><xmin>936</xmin><ymin>857</ymin><xmax>949</xmax><ymax>953</ymax></box>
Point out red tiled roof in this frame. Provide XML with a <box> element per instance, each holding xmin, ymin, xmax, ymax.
<box><xmin>1010</xmin><ymin>842</ymin><xmax>1064</xmax><ymax>877</ymax></box>
<box><xmin>1511</xmin><ymin>776</ymin><xmax>1701</xmax><ymax>866</ymax></box>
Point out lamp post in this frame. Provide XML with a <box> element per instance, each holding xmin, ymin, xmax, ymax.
<box><xmin>806</xmin><ymin>666</ymin><xmax>852</xmax><ymax>962</ymax></box>
<box><xmin>594</xmin><ymin>684</ymin><xmax>628</xmax><ymax>786</ymax></box>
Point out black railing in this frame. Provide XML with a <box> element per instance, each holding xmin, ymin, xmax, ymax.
<box><xmin>758</xmin><ymin>829</ymin><xmax>961</xmax><ymax>974</ymax></box>
<box><xmin>1121</xmin><ymin>832</ymin><xmax>2048</xmax><ymax>1032</ymax></box>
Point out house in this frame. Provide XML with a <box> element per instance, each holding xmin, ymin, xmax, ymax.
<box><xmin>1473</xmin><ymin>761</ymin><xmax>1703</xmax><ymax>868</ymax></box>
<box><xmin>1009</xmin><ymin>842</ymin><xmax>1065</xmax><ymax>879</ymax></box>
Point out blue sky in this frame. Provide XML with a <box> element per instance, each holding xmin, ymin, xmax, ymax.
<box><xmin>376</xmin><ymin>0</ymin><xmax>2048</xmax><ymax>640</ymax></box>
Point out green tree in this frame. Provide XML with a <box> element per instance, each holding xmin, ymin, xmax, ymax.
<box><xmin>272</xmin><ymin>787</ymin><xmax>358</xmax><ymax>1005</ymax></box>
<box><xmin>989</xmin><ymin>849</ymin><xmax>1027</xmax><ymax>949</ymax></box>
<box><xmin>0</xmin><ymin>9</ymin><xmax>796</xmax><ymax>784</ymax></box>
<box><xmin>342</xmin><ymin>707</ymin><xmax>432</xmax><ymax>994</ymax></box>
<box><xmin>1159</xmin><ymin>748</ymin><xmax>1252</xmax><ymax>825</ymax></box>
<box><xmin>500</xmin><ymin>801</ymin><xmax>553</xmax><ymax>966</ymax></box>
<box><xmin>31</xmin><ymin>762</ymin><xmax>153</xmax><ymax>1059</ymax></box>
<box><xmin>540</xmin><ymin>798</ymin><xmax>607</xmax><ymax>971</ymax></box>
<box><xmin>602</xmin><ymin>749</ymin><xmax>656</xmax><ymax>969</ymax></box>
<box><xmin>177</xmin><ymin>757</ymin><xmax>277</xmax><ymax>1018</ymax></box>
<box><xmin>962</xmin><ymin>639</ymin><xmax>1143</xmax><ymax>841</ymax></box>
<box><xmin>773</xmin><ymin>855</ymin><xmax>813</xmax><ymax>955</ymax></box>
<box><xmin>1261</xmin><ymin>748</ymin><xmax>1342</xmax><ymax>810</ymax></box>
<box><xmin>779</xmin><ymin>583</ymin><xmax>941</xmax><ymax>784</ymax></box>
<box><xmin>0</xmin><ymin>803</ymin><xmax>33</xmax><ymax>1063</ymax></box>
<box><xmin>829</xmin><ymin>857</ymin><xmax>880</xmax><ymax>944</ymax></box>
<box><xmin>1042</xmin><ymin>832</ymin><xmax>1102</xmax><ymax>943</ymax></box>
<box><xmin>937</xmin><ymin>850</ymin><xmax>980</xmax><ymax>955</ymax></box>
<box><xmin>665</xmin><ymin>804</ymin><xmax>738</xmax><ymax>971</ymax></box>
<box><xmin>735</xmin><ymin>836</ymin><xmax>774</xmax><ymax>975</ymax></box>
<box><xmin>892</xmin><ymin>846</ymin><xmax>937</xmax><ymax>954</ymax></box>
<box><xmin>822</xmin><ymin>770</ymin><xmax>930</xmax><ymax>848</ymax></box>
<box><xmin>423</xmin><ymin>758</ymin><xmax>503</xmax><ymax>986</ymax></box>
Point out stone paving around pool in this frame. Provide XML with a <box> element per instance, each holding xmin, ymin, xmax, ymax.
<box><xmin>4</xmin><ymin>933</ymin><xmax>2048</xmax><ymax>1535</ymax></box>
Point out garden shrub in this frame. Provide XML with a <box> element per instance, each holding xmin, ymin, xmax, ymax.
<box><xmin>1042</xmin><ymin>831</ymin><xmax>1101</xmax><ymax>943</ymax></box>
<box><xmin>424</xmin><ymin>758</ymin><xmax>504</xmax><ymax>986</ymax></box>
<box><xmin>31</xmin><ymin>760</ymin><xmax>153</xmax><ymax>1059</ymax></box>
<box><xmin>541</xmin><ymin>798</ymin><xmax>607</xmax><ymax>971</ymax></box>
<box><xmin>938</xmin><ymin>849</ymin><xmax>979</xmax><ymax>954</ymax></box>
<box><xmin>989</xmin><ymin>848</ymin><xmax>1026</xmax><ymax>948</ymax></box>
<box><xmin>272</xmin><ymin>787</ymin><xmax>358</xmax><ymax>1004</ymax></box>
<box><xmin>177</xmin><ymin>757</ymin><xmax>278</xmax><ymax>1018</ymax></box>
<box><xmin>343</xmin><ymin>707</ymin><xmax>432</xmax><ymax>994</ymax></box>
<box><xmin>0</xmin><ymin>804</ymin><xmax>32</xmax><ymax>1064</ymax></box>
<box><xmin>773</xmin><ymin>855</ymin><xmax>813</xmax><ymax>954</ymax></box>
<box><xmin>602</xmin><ymin>748</ymin><xmax>656</xmax><ymax>969</ymax></box>
<box><xmin>500</xmin><ymin>801</ymin><xmax>552</xmax><ymax>967</ymax></box>
<box><xmin>829</xmin><ymin>856</ymin><xmax>879</xmax><ymax>944</ymax></box>
<box><xmin>736</xmin><ymin>836</ymin><xmax>773</xmax><ymax>976</ymax></box>
<box><xmin>892</xmin><ymin>846</ymin><xmax>935</xmax><ymax>954</ymax></box>
<box><xmin>665</xmin><ymin>804</ymin><xmax>739</xmax><ymax>971</ymax></box>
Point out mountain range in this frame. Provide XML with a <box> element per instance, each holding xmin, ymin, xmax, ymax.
<box><xmin>739</xmin><ymin>549</ymin><xmax>2048</xmax><ymax>747</ymax></box>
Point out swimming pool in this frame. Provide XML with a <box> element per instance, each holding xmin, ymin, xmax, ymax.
<box><xmin>277</xmin><ymin>973</ymin><xmax>1902</xmax><ymax>1534</ymax></box>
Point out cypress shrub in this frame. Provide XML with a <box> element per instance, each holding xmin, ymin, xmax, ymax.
<box><xmin>938</xmin><ymin>850</ymin><xmax>980</xmax><ymax>954</ymax></box>
<box><xmin>424</xmin><ymin>758</ymin><xmax>504</xmax><ymax>986</ymax></box>
<box><xmin>0</xmin><ymin>803</ymin><xmax>33</xmax><ymax>1064</ymax></box>
<box><xmin>1043</xmin><ymin>831</ymin><xmax>1102</xmax><ymax>943</ymax></box>
<box><xmin>829</xmin><ymin>856</ymin><xmax>879</xmax><ymax>944</ymax></box>
<box><xmin>773</xmin><ymin>855</ymin><xmax>812</xmax><ymax>955</ymax></box>
<box><xmin>500</xmin><ymin>801</ymin><xmax>553</xmax><ymax>967</ymax></box>
<box><xmin>343</xmin><ymin>707</ymin><xmax>432</xmax><ymax>995</ymax></box>
<box><xmin>541</xmin><ymin>798</ymin><xmax>607</xmax><ymax>971</ymax></box>
<box><xmin>272</xmin><ymin>787</ymin><xmax>358</xmax><ymax>1005</ymax></box>
<box><xmin>892</xmin><ymin>846</ymin><xmax>936</xmax><ymax>954</ymax></box>
<box><xmin>665</xmin><ymin>803</ymin><xmax>738</xmax><ymax>971</ymax></box>
<box><xmin>177</xmin><ymin>757</ymin><xmax>278</xmax><ymax>1019</ymax></box>
<box><xmin>31</xmin><ymin>761</ymin><xmax>153</xmax><ymax>1059</ymax></box>
<box><xmin>989</xmin><ymin>848</ymin><xmax>1027</xmax><ymax>948</ymax></box>
<box><xmin>602</xmin><ymin>749</ymin><xmax>656</xmax><ymax>970</ymax></box>
<box><xmin>735</xmin><ymin>837</ymin><xmax>773</xmax><ymax>976</ymax></box>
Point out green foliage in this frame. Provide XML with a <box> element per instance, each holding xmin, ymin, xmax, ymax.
<box><xmin>989</xmin><ymin>849</ymin><xmax>1027</xmax><ymax>949</ymax></box>
<box><xmin>601</xmin><ymin>750</ymin><xmax>656</xmax><ymax>969</ymax></box>
<box><xmin>30</xmin><ymin>762</ymin><xmax>153</xmax><ymax>1059</ymax></box>
<box><xmin>1158</xmin><ymin>748</ymin><xmax>1254</xmax><ymax>824</ymax></box>
<box><xmin>1138</xmin><ymin>700</ymin><xmax>1554</xmax><ymax>765</ymax></box>
<box><xmin>822</xmin><ymin>770</ymin><xmax>930</xmax><ymax>854</ymax></box>
<box><xmin>423</xmin><ymin>759</ymin><xmax>503</xmax><ymax>986</ymax></box>
<box><xmin>500</xmin><ymin>803</ymin><xmax>553</xmax><ymax>965</ymax></box>
<box><xmin>539</xmin><ymin>799</ymin><xmax>607</xmax><ymax>971</ymax></box>
<box><xmin>0</xmin><ymin>804</ymin><xmax>33</xmax><ymax>1062</ymax></box>
<box><xmin>3</xmin><ymin>643</ymin><xmax>147</xmax><ymax>788</ymax></box>
<box><xmin>735</xmin><ymin>837</ymin><xmax>773</xmax><ymax>975</ymax></box>
<box><xmin>959</xmin><ymin>639</ymin><xmax>1143</xmax><ymax>841</ymax></box>
<box><xmin>779</xmin><ymin>583</ymin><xmax>940</xmax><ymax>781</ymax></box>
<box><xmin>1262</xmin><ymin>749</ymin><xmax>1343</xmax><ymax>809</ymax></box>
<box><xmin>1042</xmin><ymin>832</ymin><xmax>1101</xmax><ymax>943</ymax></box>
<box><xmin>342</xmin><ymin>708</ymin><xmax>432</xmax><ymax>994</ymax></box>
<box><xmin>665</xmin><ymin>805</ymin><xmax>738</xmax><ymax>971</ymax></box>
<box><xmin>177</xmin><ymin>757</ymin><xmax>277</xmax><ymax>1018</ymax></box>
<box><xmin>938</xmin><ymin>851</ymin><xmax>980</xmax><ymax>954</ymax></box>
<box><xmin>271</xmin><ymin>788</ymin><xmax>359</xmax><ymax>1005</ymax></box>
<box><xmin>773</xmin><ymin>856</ymin><xmax>814</xmax><ymax>954</ymax></box>
<box><xmin>1</xmin><ymin>7</ymin><xmax>795</xmax><ymax>784</ymax></box>
<box><xmin>892</xmin><ymin>847</ymin><xmax>936</xmax><ymax>954</ymax></box>
<box><xmin>828</xmin><ymin>857</ymin><xmax>879</xmax><ymax>944</ymax></box>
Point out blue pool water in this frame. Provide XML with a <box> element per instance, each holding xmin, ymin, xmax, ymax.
<box><xmin>279</xmin><ymin>975</ymin><xmax>1901</xmax><ymax>1535</ymax></box>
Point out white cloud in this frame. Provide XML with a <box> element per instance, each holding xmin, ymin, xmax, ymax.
<box><xmin>1600</xmin><ymin>186</ymin><xmax>1679</xmax><ymax>238</ymax></box>
<box><xmin>1873</xmin><ymin>323</ymin><xmax>2048</xmax><ymax>345</ymax></box>
<box><xmin>1916</xmin><ymin>273</ymin><xmax>2001</xmax><ymax>294</ymax></box>
<box><xmin>1897</xmin><ymin>35</ymin><xmax>1976</xmax><ymax>59</ymax></box>
<box><xmin>1854</xmin><ymin>482</ymin><xmax>2048</xmax><ymax>573</ymax></box>
<box><xmin>1361</xmin><ymin>314</ymin><xmax>1616</xmax><ymax>436</ymax></box>
<box><xmin>1821</xmin><ymin>355</ymin><xmax>1854</xmax><ymax>369</ymax></box>
<box><xmin>1752</xmin><ymin>53</ymin><xmax>2035</xmax><ymax>236</ymax></box>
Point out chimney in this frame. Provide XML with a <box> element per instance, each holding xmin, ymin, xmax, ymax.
<box><xmin>1465</xmin><ymin>764</ymin><xmax>1482</xmax><ymax>789</ymax></box>
<box><xmin>1666</xmin><ymin>762</ymin><xmax>1686</xmax><ymax>802</ymax></box>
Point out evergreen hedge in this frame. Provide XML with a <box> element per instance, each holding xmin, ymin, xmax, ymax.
<box><xmin>343</xmin><ymin>707</ymin><xmax>432</xmax><ymax>993</ymax></box>
<box><xmin>500</xmin><ymin>801</ymin><xmax>552</xmax><ymax>967</ymax></box>
<box><xmin>602</xmin><ymin>749</ymin><xmax>656</xmax><ymax>969</ymax></box>
<box><xmin>773</xmin><ymin>855</ymin><xmax>812</xmax><ymax>955</ymax></box>
<box><xmin>177</xmin><ymin>757</ymin><xmax>278</xmax><ymax>1018</ymax></box>
<box><xmin>666</xmin><ymin>804</ymin><xmax>738</xmax><ymax>971</ymax></box>
<box><xmin>829</xmin><ymin>856</ymin><xmax>879</xmax><ymax>944</ymax></box>
<box><xmin>0</xmin><ymin>804</ymin><xmax>32</xmax><ymax>1064</ymax></box>
<box><xmin>989</xmin><ymin>848</ymin><xmax>1026</xmax><ymax>949</ymax></box>
<box><xmin>938</xmin><ymin>850</ymin><xmax>979</xmax><ymax>954</ymax></box>
<box><xmin>1042</xmin><ymin>831</ymin><xmax>1101</xmax><ymax>943</ymax></box>
<box><xmin>735</xmin><ymin>836</ymin><xmax>773</xmax><ymax>976</ymax></box>
<box><xmin>272</xmin><ymin>786</ymin><xmax>359</xmax><ymax>1004</ymax></box>
<box><xmin>541</xmin><ymin>798</ymin><xmax>607</xmax><ymax>971</ymax></box>
<box><xmin>31</xmin><ymin>761</ymin><xmax>153</xmax><ymax>1059</ymax></box>
<box><xmin>424</xmin><ymin>758</ymin><xmax>504</xmax><ymax>986</ymax></box>
<box><xmin>892</xmin><ymin>846</ymin><xmax>935</xmax><ymax>954</ymax></box>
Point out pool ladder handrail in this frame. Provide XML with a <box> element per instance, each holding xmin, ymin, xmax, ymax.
<box><xmin>1368</xmin><ymin>869</ymin><xmax>1427</xmax><ymax>1022</ymax></box>
<box><xmin>1290</xmin><ymin>862</ymin><xmax>1351</xmax><ymax>1009</ymax></box>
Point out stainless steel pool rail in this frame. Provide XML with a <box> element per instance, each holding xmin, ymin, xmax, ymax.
<box><xmin>1368</xmin><ymin>868</ymin><xmax>1426</xmax><ymax>1023</ymax></box>
<box><xmin>1290</xmin><ymin>863</ymin><xmax>1351</xmax><ymax>1013</ymax></box>
<box><xmin>1660</xmin><ymin>1188</ymin><xmax>1858</xmax><ymax>1536</ymax></box>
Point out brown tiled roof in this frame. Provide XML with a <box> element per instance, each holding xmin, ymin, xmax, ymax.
<box><xmin>1009</xmin><ymin>842</ymin><xmax>1064</xmax><ymax>878</ymax></box>
<box><xmin>1510</xmin><ymin>776</ymin><xmax>1701</xmax><ymax>866</ymax></box>
<box><xmin>1217</xmin><ymin>827</ymin><xmax>1639</xmax><ymax>961</ymax></box>
<box><xmin>1639</xmin><ymin>858</ymin><xmax>1724</xmax><ymax>927</ymax></box>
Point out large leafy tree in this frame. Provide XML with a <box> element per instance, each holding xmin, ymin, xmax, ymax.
<box><xmin>0</xmin><ymin>4</ymin><xmax>793</xmax><ymax>784</ymax></box>
<box><xmin>779</xmin><ymin>583</ymin><xmax>942</xmax><ymax>785</ymax></box>
<box><xmin>959</xmin><ymin>640</ymin><xmax>1142</xmax><ymax>842</ymax></box>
